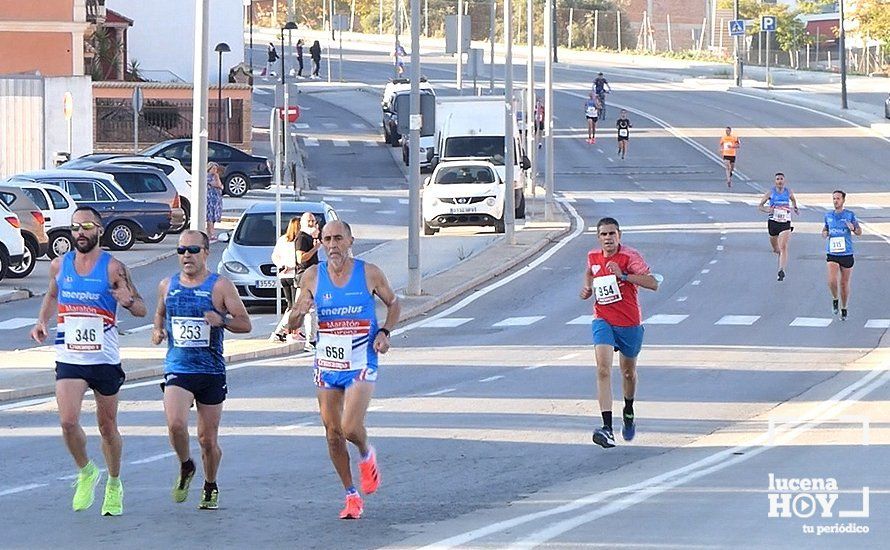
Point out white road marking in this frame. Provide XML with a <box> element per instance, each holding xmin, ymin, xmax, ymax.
<box><xmin>375</xmin><ymin>210</ymin><xmax>397</xmax><ymax>215</ymax></box>
<box><xmin>360</xmin><ymin>197</ymin><xmax>382</xmax><ymax>203</ymax></box>
<box><xmin>629</xmin><ymin>197</ymin><xmax>652</xmax><ymax>203</ymax></box>
<box><xmin>351</xmin><ymin>123</ymin><xmax>366</xmax><ymax>129</ymax></box>
<box><xmin>706</xmin><ymin>199</ymin><xmax>729</xmax><ymax>204</ymax></box>
<box><xmin>691</xmin><ymin>280</ymin><xmax>701</xmax><ymax>286</ymax></box>
<box><xmin>790</xmin><ymin>317</ymin><xmax>833</xmax><ymax>327</ymax></box>
<box><xmin>492</xmin><ymin>316</ymin><xmax>546</xmax><ymax>327</ymax></box>
<box><xmin>865</xmin><ymin>319</ymin><xmax>890</xmax><ymax>329</ymax></box>
<box><xmin>700</xmin><ymin>269</ymin><xmax>710</xmax><ymax>274</ymax></box>
<box><xmin>676</xmin><ymin>296</ymin><xmax>688</xmax><ymax>302</ymax></box>
<box><xmin>130</xmin><ymin>452</ymin><xmax>176</xmax><ymax>465</ymax></box>
<box><xmin>720</xmin><ymin>236</ymin><xmax>727</xmax><ymax>240</ymax></box>
<box><xmin>322</xmin><ymin>122</ymin><xmax>338</xmax><ymax>129</ymax></box>
<box><xmin>558</xmin><ymin>352</ymin><xmax>581</xmax><ymax>360</ymax></box>
<box><xmin>418</xmin><ymin>317</ymin><xmax>472</xmax><ymax>328</ymax></box>
<box><xmin>425</xmin><ymin>388</ymin><xmax>456</xmax><ymax>396</ymax></box>
<box><xmin>398</xmin><ymin>199</ymin><xmax>409</xmax><ymax>205</ymax></box>
<box><xmin>716</xmin><ymin>245</ymin><xmax>724</xmax><ymax>251</ymax></box>
<box><xmin>294</xmin><ymin>122</ymin><xmax>309</xmax><ymax>129</ymax></box>
<box><xmin>715</xmin><ymin>315</ymin><xmax>760</xmax><ymax>326</ymax></box>
<box><xmin>128</xmin><ymin>323</ymin><xmax>154</xmax><ymax>333</ymax></box>
<box><xmin>566</xmin><ymin>315</ymin><xmax>594</xmax><ymax>325</ymax></box>
<box><xmin>0</xmin><ymin>483</ymin><xmax>47</xmax><ymax>497</ymax></box>
<box><xmin>364</xmin><ymin>140</ymin><xmax>379</xmax><ymax>147</ymax></box>
<box><xmin>709</xmin><ymin>260</ymin><xmax>718</xmax><ymax>264</ymax></box>
<box><xmin>592</xmin><ymin>197</ymin><xmax>614</xmax><ymax>203</ymax></box>
<box><xmin>860</xmin><ymin>204</ymin><xmax>881</xmax><ymax>210</ymax></box>
<box><xmin>643</xmin><ymin>314</ymin><xmax>689</xmax><ymax>325</ymax></box>
<box><xmin>524</xmin><ymin>364</ymin><xmax>547</xmax><ymax>370</ymax></box>
<box><xmin>667</xmin><ymin>198</ymin><xmax>691</xmax><ymax>204</ymax></box>
<box><xmin>333</xmin><ymin>140</ymin><xmax>350</xmax><ymax>147</ymax></box>
<box><xmin>303</xmin><ymin>137</ymin><xmax>319</xmax><ymax>146</ymax></box>
<box><xmin>479</xmin><ymin>375</ymin><xmax>504</xmax><ymax>383</ymax></box>
<box><xmin>321</xmin><ymin>196</ymin><xmax>343</xmax><ymax>202</ymax></box>
<box><xmin>0</xmin><ymin>318</ymin><xmax>37</xmax><ymax>330</ymax></box>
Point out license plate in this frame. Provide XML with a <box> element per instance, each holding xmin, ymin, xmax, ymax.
<box><xmin>451</xmin><ymin>206</ymin><xmax>477</xmax><ymax>214</ymax></box>
<box><xmin>255</xmin><ymin>279</ymin><xmax>276</xmax><ymax>288</ymax></box>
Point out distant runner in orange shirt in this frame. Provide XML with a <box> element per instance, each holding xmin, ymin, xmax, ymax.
<box><xmin>719</xmin><ymin>127</ymin><xmax>740</xmax><ymax>188</ymax></box>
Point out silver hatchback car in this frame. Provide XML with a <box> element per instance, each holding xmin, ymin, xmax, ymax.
<box><xmin>217</xmin><ymin>201</ymin><xmax>338</xmax><ymax>308</ymax></box>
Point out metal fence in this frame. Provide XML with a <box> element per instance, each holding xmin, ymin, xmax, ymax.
<box><xmin>94</xmin><ymin>98</ymin><xmax>245</xmax><ymax>148</ymax></box>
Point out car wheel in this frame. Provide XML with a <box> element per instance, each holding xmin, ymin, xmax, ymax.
<box><xmin>515</xmin><ymin>191</ymin><xmax>526</xmax><ymax>219</ymax></box>
<box><xmin>47</xmin><ymin>231</ymin><xmax>74</xmax><ymax>259</ymax></box>
<box><xmin>105</xmin><ymin>221</ymin><xmax>136</xmax><ymax>251</ymax></box>
<box><xmin>423</xmin><ymin>221</ymin><xmax>437</xmax><ymax>235</ymax></box>
<box><xmin>176</xmin><ymin>197</ymin><xmax>191</xmax><ymax>232</ymax></box>
<box><xmin>403</xmin><ymin>146</ymin><xmax>410</xmax><ymax>165</ymax></box>
<box><xmin>0</xmin><ymin>247</ymin><xmax>7</xmax><ymax>282</ymax></box>
<box><xmin>8</xmin><ymin>237</ymin><xmax>37</xmax><ymax>279</ymax></box>
<box><xmin>140</xmin><ymin>232</ymin><xmax>167</xmax><ymax>244</ymax></box>
<box><xmin>383</xmin><ymin>125</ymin><xmax>390</xmax><ymax>143</ymax></box>
<box><xmin>494</xmin><ymin>217</ymin><xmax>506</xmax><ymax>234</ymax></box>
<box><xmin>225</xmin><ymin>173</ymin><xmax>249</xmax><ymax>197</ymax></box>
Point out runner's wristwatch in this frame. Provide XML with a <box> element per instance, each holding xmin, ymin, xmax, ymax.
<box><xmin>378</xmin><ymin>328</ymin><xmax>391</xmax><ymax>338</ymax></box>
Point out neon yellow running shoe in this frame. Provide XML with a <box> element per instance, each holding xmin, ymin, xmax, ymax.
<box><xmin>101</xmin><ymin>479</ymin><xmax>124</xmax><ymax>516</ymax></box>
<box><xmin>198</xmin><ymin>487</ymin><xmax>219</xmax><ymax>510</ymax></box>
<box><xmin>72</xmin><ymin>462</ymin><xmax>101</xmax><ymax>511</ymax></box>
<box><xmin>172</xmin><ymin>462</ymin><xmax>195</xmax><ymax>503</ymax></box>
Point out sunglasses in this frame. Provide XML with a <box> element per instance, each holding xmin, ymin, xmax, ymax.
<box><xmin>70</xmin><ymin>222</ymin><xmax>99</xmax><ymax>232</ymax></box>
<box><xmin>177</xmin><ymin>245</ymin><xmax>206</xmax><ymax>255</ymax></box>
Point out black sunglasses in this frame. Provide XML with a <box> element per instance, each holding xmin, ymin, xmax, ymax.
<box><xmin>177</xmin><ymin>245</ymin><xmax>205</xmax><ymax>255</ymax></box>
<box><xmin>70</xmin><ymin>222</ymin><xmax>99</xmax><ymax>232</ymax></box>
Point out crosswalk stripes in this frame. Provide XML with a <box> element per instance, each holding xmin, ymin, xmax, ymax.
<box><xmin>790</xmin><ymin>317</ymin><xmax>833</xmax><ymax>327</ymax></box>
<box><xmin>295</xmin><ymin>123</ymin><xmax>309</xmax><ymax>129</ymax></box>
<box><xmin>629</xmin><ymin>197</ymin><xmax>653</xmax><ymax>203</ymax></box>
<box><xmin>417</xmin><ymin>318</ymin><xmax>472</xmax><ymax>328</ymax></box>
<box><xmin>492</xmin><ymin>316</ymin><xmax>546</xmax><ymax>327</ymax></box>
<box><xmin>567</xmin><ymin>315</ymin><xmax>595</xmax><ymax>325</ymax></box>
<box><xmin>865</xmin><ymin>319</ymin><xmax>890</xmax><ymax>328</ymax></box>
<box><xmin>360</xmin><ymin>197</ymin><xmax>382</xmax><ymax>203</ymax></box>
<box><xmin>321</xmin><ymin>196</ymin><xmax>343</xmax><ymax>202</ymax></box>
<box><xmin>643</xmin><ymin>314</ymin><xmax>689</xmax><ymax>325</ymax></box>
<box><xmin>364</xmin><ymin>140</ymin><xmax>379</xmax><ymax>147</ymax></box>
<box><xmin>333</xmin><ymin>140</ymin><xmax>350</xmax><ymax>147</ymax></box>
<box><xmin>715</xmin><ymin>315</ymin><xmax>760</xmax><ymax>326</ymax></box>
<box><xmin>303</xmin><ymin>137</ymin><xmax>319</xmax><ymax>146</ymax></box>
<box><xmin>398</xmin><ymin>199</ymin><xmax>409</xmax><ymax>205</ymax></box>
<box><xmin>0</xmin><ymin>318</ymin><xmax>37</xmax><ymax>330</ymax></box>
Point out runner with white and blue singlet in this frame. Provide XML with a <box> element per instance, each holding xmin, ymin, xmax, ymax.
<box><xmin>822</xmin><ymin>190</ymin><xmax>862</xmax><ymax>321</ymax></box>
<box><xmin>757</xmin><ymin>173</ymin><xmax>799</xmax><ymax>282</ymax></box>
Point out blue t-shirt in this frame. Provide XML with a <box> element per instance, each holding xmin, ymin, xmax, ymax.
<box><xmin>585</xmin><ymin>99</ymin><xmax>598</xmax><ymax>117</ymax></box>
<box><xmin>823</xmin><ymin>209</ymin><xmax>858</xmax><ymax>256</ymax></box>
<box><xmin>594</xmin><ymin>77</ymin><xmax>608</xmax><ymax>94</ymax></box>
<box><xmin>164</xmin><ymin>273</ymin><xmax>225</xmax><ymax>375</ymax></box>
<box><xmin>314</xmin><ymin>260</ymin><xmax>379</xmax><ymax>372</ymax></box>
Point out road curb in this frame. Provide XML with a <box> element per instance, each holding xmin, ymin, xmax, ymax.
<box><xmin>0</xmin><ymin>289</ymin><xmax>31</xmax><ymax>304</ymax></box>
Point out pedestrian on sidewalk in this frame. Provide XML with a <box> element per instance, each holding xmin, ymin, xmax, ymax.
<box><xmin>296</xmin><ymin>39</ymin><xmax>305</xmax><ymax>78</ymax></box>
<box><xmin>534</xmin><ymin>95</ymin><xmax>545</xmax><ymax>149</ymax></box>
<box><xmin>267</xmin><ymin>42</ymin><xmax>279</xmax><ymax>77</ymax></box>
<box><xmin>30</xmin><ymin>206</ymin><xmax>148</xmax><ymax>516</ymax></box>
<box><xmin>287</xmin><ymin>220</ymin><xmax>400</xmax><ymax>519</ymax></box>
<box><xmin>151</xmin><ymin>230</ymin><xmax>252</xmax><ymax>510</ymax></box>
<box><xmin>310</xmin><ymin>40</ymin><xmax>322</xmax><ymax>78</ymax></box>
<box><xmin>292</xmin><ymin>211</ymin><xmax>321</xmax><ymax>350</ymax></box>
<box><xmin>206</xmin><ymin>162</ymin><xmax>224</xmax><ymax>241</ymax></box>
<box><xmin>270</xmin><ymin>217</ymin><xmax>302</xmax><ymax>342</ymax></box>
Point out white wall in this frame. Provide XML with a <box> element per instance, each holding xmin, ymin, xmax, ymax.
<box><xmin>107</xmin><ymin>0</ymin><xmax>245</xmax><ymax>83</ymax></box>
<box><xmin>43</xmin><ymin>76</ymin><xmax>93</xmax><ymax>167</ymax></box>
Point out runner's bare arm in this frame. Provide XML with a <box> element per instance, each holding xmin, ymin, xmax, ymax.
<box><xmin>758</xmin><ymin>191</ymin><xmax>771</xmax><ymax>212</ymax></box>
<box><xmin>628</xmin><ymin>273</ymin><xmax>659</xmax><ymax>291</ymax></box>
<box><xmin>211</xmin><ymin>277</ymin><xmax>252</xmax><ymax>333</ymax></box>
<box><xmin>367</xmin><ymin>263</ymin><xmax>399</xmax><ymax>354</ymax></box>
<box><xmin>151</xmin><ymin>278</ymin><xmax>169</xmax><ymax>345</ymax></box>
<box><xmin>30</xmin><ymin>258</ymin><xmax>61</xmax><ymax>343</ymax></box>
<box><xmin>110</xmin><ymin>259</ymin><xmax>147</xmax><ymax>317</ymax></box>
<box><xmin>789</xmin><ymin>190</ymin><xmax>800</xmax><ymax>213</ymax></box>
<box><xmin>288</xmin><ymin>265</ymin><xmax>318</xmax><ymax>330</ymax></box>
<box><xmin>580</xmin><ymin>265</ymin><xmax>593</xmax><ymax>300</ymax></box>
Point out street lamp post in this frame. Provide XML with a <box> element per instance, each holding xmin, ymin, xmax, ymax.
<box><xmin>504</xmin><ymin>0</ymin><xmax>515</xmax><ymax>243</ymax></box>
<box><xmin>214</xmin><ymin>42</ymin><xmax>231</xmax><ymax>142</ymax></box>
<box><xmin>246</xmin><ymin>0</ymin><xmax>254</xmax><ymax>74</ymax></box>
<box><xmin>281</xmin><ymin>21</ymin><xmax>297</xmax><ymax>186</ymax></box>
<box><xmin>839</xmin><ymin>0</ymin><xmax>848</xmax><ymax>109</ymax></box>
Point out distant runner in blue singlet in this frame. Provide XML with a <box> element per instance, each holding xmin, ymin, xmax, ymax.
<box><xmin>30</xmin><ymin>206</ymin><xmax>147</xmax><ymax>516</ymax></box>
<box><xmin>822</xmin><ymin>190</ymin><xmax>861</xmax><ymax>320</ymax></box>
<box><xmin>288</xmin><ymin>220</ymin><xmax>401</xmax><ymax>520</ymax></box>
<box><xmin>757</xmin><ymin>172</ymin><xmax>799</xmax><ymax>281</ymax></box>
<box><xmin>152</xmin><ymin>229</ymin><xmax>252</xmax><ymax>510</ymax></box>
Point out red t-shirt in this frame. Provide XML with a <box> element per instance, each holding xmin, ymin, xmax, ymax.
<box><xmin>587</xmin><ymin>245</ymin><xmax>650</xmax><ymax>327</ymax></box>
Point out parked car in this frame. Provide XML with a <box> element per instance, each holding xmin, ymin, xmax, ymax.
<box><xmin>217</xmin><ymin>201</ymin><xmax>338</xmax><ymax>308</ymax></box>
<box><xmin>402</xmin><ymin>135</ymin><xmax>436</xmax><ymax>171</ymax></box>
<box><xmin>8</xmin><ymin>170</ymin><xmax>172</xmax><ymax>251</ymax></box>
<box><xmin>885</xmin><ymin>93</ymin><xmax>890</xmax><ymax>119</ymax></box>
<box><xmin>59</xmin><ymin>153</ymin><xmax>123</xmax><ymax>169</ymax></box>
<box><xmin>0</xmin><ymin>185</ymin><xmax>50</xmax><ymax>278</ymax></box>
<box><xmin>139</xmin><ymin>139</ymin><xmax>272</xmax><ymax>198</ymax></box>
<box><xmin>0</xmin><ymin>201</ymin><xmax>25</xmax><ymax>282</ymax></box>
<box><xmin>5</xmin><ymin>181</ymin><xmax>77</xmax><ymax>259</ymax></box>
<box><xmin>422</xmin><ymin>160</ymin><xmax>506</xmax><ymax>235</ymax></box>
<box><xmin>82</xmin><ymin>163</ymin><xmax>186</xmax><ymax>237</ymax></box>
<box><xmin>382</xmin><ymin>77</ymin><xmax>434</xmax><ymax>147</ymax></box>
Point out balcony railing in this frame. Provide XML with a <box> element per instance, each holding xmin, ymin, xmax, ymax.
<box><xmin>86</xmin><ymin>0</ymin><xmax>106</xmax><ymax>23</ymax></box>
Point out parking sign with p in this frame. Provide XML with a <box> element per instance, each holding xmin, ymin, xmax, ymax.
<box><xmin>761</xmin><ymin>15</ymin><xmax>777</xmax><ymax>32</ymax></box>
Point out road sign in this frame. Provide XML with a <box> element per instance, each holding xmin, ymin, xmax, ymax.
<box><xmin>132</xmin><ymin>87</ymin><xmax>144</xmax><ymax>113</ymax></box>
<box><xmin>761</xmin><ymin>15</ymin><xmax>777</xmax><ymax>32</ymax></box>
<box><xmin>62</xmin><ymin>91</ymin><xmax>74</xmax><ymax>120</ymax></box>
<box><xmin>728</xmin><ymin>19</ymin><xmax>746</xmax><ymax>37</ymax></box>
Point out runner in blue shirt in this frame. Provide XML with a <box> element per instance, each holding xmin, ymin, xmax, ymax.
<box><xmin>822</xmin><ymin>190</ymin><xmax>862</xmax><ymax>320</ymax></box>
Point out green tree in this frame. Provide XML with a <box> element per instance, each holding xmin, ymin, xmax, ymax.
<box><xmin>853</xmin><ymin>0</ymin><xmax>890</xmax><ymax>46</ymax></box>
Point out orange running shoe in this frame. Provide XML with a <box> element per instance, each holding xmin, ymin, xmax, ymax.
<box><xmin>339</xmin><ymin>493</ymin><xmax>363</xmax><ymax>519</ymax></box>
<box><xmin>359</xmin><ymin>447</ymin><xmax>380</xmax><ymax>494</ymax></box>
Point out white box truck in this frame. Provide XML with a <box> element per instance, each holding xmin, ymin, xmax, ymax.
<box><xmin>431</xmin><ymin>96</ymin><xmax>530</xmax><ymax>218</ymax></box>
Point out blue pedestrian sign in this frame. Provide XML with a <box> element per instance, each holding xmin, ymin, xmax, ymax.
<box><xmin>728</xmin><ymin>19</ymin><xmax>746</xmax><ymax>36</ymax></box>
<box><xmin>761</xmin><ymin>15</ymin><xmax>777</xmax><ymax>32</ymax></box>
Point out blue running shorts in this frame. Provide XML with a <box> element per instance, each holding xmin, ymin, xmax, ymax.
<box><xmin>315</xmin><ymin>367</ymin><xmax>378</xmax><ymax>390</ymax></box>
<box><xmin>592</xmin><ymin>319</ymin><xmax>645</xmax><ymax>358</ymax></box>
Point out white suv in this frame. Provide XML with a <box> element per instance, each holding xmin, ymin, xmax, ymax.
<box><xmin>422</xmin><ymin>160</ymin><xmax>505</xmax><ymax>235</ymax></box>
<box><xmin>14</xmin><ymin>182</ymin><xmax>77</xmax><ymax>258</ymax></box>
<box><xmin>0</xmin><ymin>201</ymin><xmax>25</xmax><ymax>281</ymax></box>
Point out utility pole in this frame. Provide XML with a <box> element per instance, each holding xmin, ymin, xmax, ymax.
<box><xmin>394</xmin><ymin>0</ymin><xmax>401</xmax><ymax>78</ymax></box>
<box><xmin>839</xmin><ymin>0</ymin><xmax>848</xmax><ymax>109</ymax></box>
<box><xmin>552</xmin><ymin>0</ymin><xmax>558</xmax><ymax>63</ymax></box>
<box><xmin>526</xmin><ymin>0</ymin><xmax>535</xmax><ymax>197</ymax></box>
<box><xmin>457</xmin><ymin>0</ymin><xmax>464</xmax><ymax>94</ymax></box>
<box><xmin>504</xmin><ymin>0</ymin><xmax>516</xmax><ymax>243</ymax></box>
<box><xmin>489</xmin><ymin>0</ymin><xmax>496</xmax><ymax>93</ymax></box>
<box><xmin>408</xmin><ymin>0</ymin><xmax>422</xmax><ymax>294</ymax></box>
<box><xmin>544</xmin><ymin>0</ymin><xmax>554</xmax><ymax>220</ymax></box>
<box><xmin>190</xmin><ymin>0</ymin><xmax>210</xmax><ymax>230</ymax></box>
<box><xmin>734</xmin><ymin>0</ymin><xmax>742</xmax><ymax>86</ymax></box>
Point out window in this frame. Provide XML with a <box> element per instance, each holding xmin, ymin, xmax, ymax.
<box><xmin>67</xmin><ymin>181</ymin><xmax>96</xmax><ymax>201</ymax></box>
<box><xmin>208</xmin><ymin>144</ymin><xmax>233</xmax><ymax>160</ymax></box>
<box><xmin>142</xmin><ymin>174</ymin><xmax>168</xmax><ymax>192</ymax></box>
<box><xmin>47</xmin><ymin>189</ymin><xmax>70</xmax><ymax>210</ymax></box>
<box><xmin>128</xmin><ymin>161</ymin><xmax>174</xmax><ymax>175</ymax></box>
<box><xmin>115</xmin><ymin>172</ymin><xmax>167</xmax><ymax>194</ymax></box>
<box><xmin>94</xmin><ymin>183</ymin><xmax>114</xmax><ymax>202</ymax></box>
<box><xmin>0</xmin><ymin>192</ymin><xmax>16</xmax><ymax>207</ymax></box>
<box><xmin>22</xmin><ymin>188</ymin><xmax>49</xmax><ymax>210</ymax></box>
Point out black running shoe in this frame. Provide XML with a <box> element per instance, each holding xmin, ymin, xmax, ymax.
<box><xmin>777</xmin><ymin>269</ymin><xmax>785</xmax><ymax>282</ymax></box>
<box><xmin>841</xmin><ymin>309</ymin><xmax>848</xmax><ymax>321</ymax></box>
<box><xmin>592</xmin><ymin>426</ymin><xmax>616</xmax><ymax>448</ymax></box>
<box><xmin>622</xmin><ymin>413</ymin><xmax>636</xmax><ymax>441</ymax></box>
<box><xmin>832</xmin><ymin>300</ymin><xmax>840</xmax><ymax>316</ymax></box>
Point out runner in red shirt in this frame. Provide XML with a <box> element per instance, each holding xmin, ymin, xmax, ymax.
<box><xmin>580</xmin><ymin>217</ymin><xmax>659</xmax><ymax>448</ymax></box>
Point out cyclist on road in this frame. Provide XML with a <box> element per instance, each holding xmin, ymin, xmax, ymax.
<box><xmin>289</xmin><ymin>221</ymin><xmax>401</xmax><ymax>519</ymax></box>
<box><xmin>822</xmin><ymin>190</ymin><xmax>861</xmax><ymax>321</ymax></box>
<box><xmin>616</xmin><ymin>110</ymin><xmax>632</xmax><ymax>159</ymax></box>
<box><xmin>593</xmin><ymin>72</ymin><xmax>611</xmax><ymax>119</ymax></box>
<box><xmin>30</xmin><ymin>206</ymin><xmax>147</xmax><ymax>516</ymax></box>
<box><xmin>584</xmin><ymin>92</ymin><xmax>601</xmax><ymax>144</ymax></box>
<box><xmin>719</xmin><ymin>127</ymin><xmax>740</xmax><ymax>188</ymax></box>
<box><xmin>151</xmin><ymin>230</ymin><xmax>252</xmax><ymax>510</ymax></box>
<box><xmin>758</xmin><ymin>172</ymin><xmax>799</xmax><ymax>281</ymax></box>
<box><xmin>580</xmin><ymin>217</ymin><xmax>659</xmax><ymax>449</ymax></box>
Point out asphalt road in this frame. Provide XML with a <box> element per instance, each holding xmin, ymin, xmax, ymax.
<box><xmin>1</xmin><ymin>43</ymin><xmax>888</xmax><ymax>548</ymax></box>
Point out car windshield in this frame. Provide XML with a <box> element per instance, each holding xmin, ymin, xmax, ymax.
<box><xmin>435</xmin><ymin>166</ymin><xmax>495</xmax><ymax>185</ymax></box>
<box><xmin>233</xmin><ymin>212</ymin><xmax>325</xmax><ymax>246</ymax></box>
<box><xmin>443</xmin><ymin>137</ymin><xmax>505</xmax><ymax>165</ymax></box>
